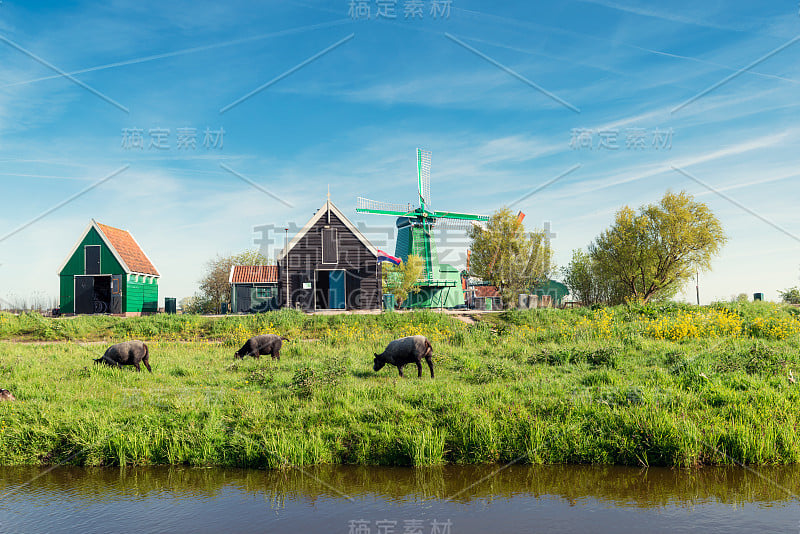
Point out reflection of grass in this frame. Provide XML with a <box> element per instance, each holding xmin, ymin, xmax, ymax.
<box><xmin>4</xmin><ymin>463</ymin><xmax>800</xmax><ymax>507</ymax></box>
<box><xmin>0</xmin><ymin>303</ymin><xmax>799</xmax><ymax>468</ymax></box>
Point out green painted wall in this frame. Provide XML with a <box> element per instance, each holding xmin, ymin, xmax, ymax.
<box><xmin>532</xmin><ymin>279</ymin><xmax>570</xmax><ymax>306</ymax></box>
<box><xmin>59</xmin><ymin>227</ymin><xmax>125</xmax><ymax>277</ymax></box>
<box><xmin>126</xmin><ymin>275</ymin><xmax>158</xmax><ymax>313</ymax></box>
<box><xmin>59</xmin><ymin>275</ymin><xmax>75</xmax><ymax>314</ymax></box>
<box><xmin>59</xmin><ymin>227</ymin><xmax>126</xmax><ymax>314</ymax></box>
<box><xmin>401</xmin><ymin>263</ymin><xmax>464</xmax><ymax>309</ymax></box>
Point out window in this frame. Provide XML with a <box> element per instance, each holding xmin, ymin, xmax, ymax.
<box><xmin>322</xmin><ymin>228</ymin><xmax>338</xmax><ymax>264</ymax></box>
<box><xmin>256</xmin><ymin>287</ymin><xmax>275</xmax><ymax>299</ymax></box>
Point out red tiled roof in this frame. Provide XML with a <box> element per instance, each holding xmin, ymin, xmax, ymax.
<box><xmin>474</xmin><ymin>285</ymin><xmax>500</xmax><ymax>298</ymax></box>
<box><xmin>96</xmin><ymin>223</ymin><xmax>159</xmax><ymax>276</ymax></box>
<box><xmin>230</xmin><ymin>265</ymin><xmax>279</xmax><ymax>284</ymax></box>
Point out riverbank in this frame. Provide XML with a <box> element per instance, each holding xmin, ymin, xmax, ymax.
<box><xmin>0</xmin><ymin>302</ymin><xmax>799</xmax><ymax>468</ymax></box>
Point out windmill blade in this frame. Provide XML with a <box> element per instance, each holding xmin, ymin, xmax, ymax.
<box><xmin>417</xmin><ymin>148</ymin><xmax>431</xmax><ymax>208</ymax></box>
<box><xmin>356</xmin><ymin>197</ymin><xmax>413</xmax><ymax>216</ymax></box>
<box><xmin>431</xmin><ymin>218</ymin><xmax>486</xmax><ymax>232</ymax></box>
<box><xmin>431</xmin><ymin>210</ymin><xmax>489</xmax><ymax>221</ymax></box>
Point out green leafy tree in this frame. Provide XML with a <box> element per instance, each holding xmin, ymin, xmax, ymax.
<box><xmin>198</xmin><ymin>250</ymin><xmax>269</xmax><ymax>314</ymax></box>
<box><xmin>180</xmin><ymin>294</ymin><xmax>215</xmax><ymax>314</ymax></box>
<box><xmin>468</xmin><ymin>208</ymin><xmax>552</xmax><ymax>308</ymax></box>
<box><xmin>382</xmin><ymin>255</ymin><xmax>424</xmax><ymax>306</ymax></box>
<box><xmin>589</xmin><ymin>190</ymin><xmax>726</xmax><ymax>304</ymax></box>
<box><xmin>561</xmin><ymin>249</ymin><xmax>625</xmax><ymax>305</ymax></box>
<box><xmin>779</xmin><ymin>287</ymin><xmax>800</xmax><ymax>304</ymax></box>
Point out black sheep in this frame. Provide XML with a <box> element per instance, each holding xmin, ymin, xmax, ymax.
<box><xmin>95</xmin><ymin>340</ymin><xmax>152</xmax><ymax>372</ymax></box>
<box><xmin>234</xmin><ymin>334</ymin><xmax>287</xmax><ymax>360</ymax></box>
<box><xmin>373</xmin><ymin>335</ymin><xmax>434</xmax><ymax>378</ymax></box>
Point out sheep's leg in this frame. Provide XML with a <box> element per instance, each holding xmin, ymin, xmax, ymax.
<box><xmin>134</xmin><ymin>361</ymin><xmax>141</xmax><ymax>372</ymax></box>
<box><xmin>416</xmin><ymin>360</ymin><xmax>423</xmax><ymax>378</ymax></box>
<box><xmin>397</xmin><ymin>365</ymin><xmax>404</xmax><ymax>377</ymax></box>
<box><xmin>425</xmin><ymin>357</ymin><xmax>434</xmax><ymax>379</ymax></box>
<box><xmin>273</xmin><ymin>349</ymin><xmax>280</xmax><ymax>361</ymax></box>
<box><xmin>143</xmin><ymin>357</ymin><xmax>152</xmax><ymax>373</ymax></box>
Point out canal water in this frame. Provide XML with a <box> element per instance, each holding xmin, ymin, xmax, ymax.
<box><xmin>0</xmin><ymin>465</ymin><xmax>798</xmax><ymax>533</ymax></box>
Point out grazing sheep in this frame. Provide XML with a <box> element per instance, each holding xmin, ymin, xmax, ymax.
<box><xmin>0</xmin><ymin>389</ymin><xmax>15</xmax><ymax>401</ymax></box>
<box><xmin>95</xmin><ymin>340</ymin><xmax>152</xmax><ymax>372</ymax></box>
<box><xmin>234</xmin><ymin>334</ymin><xmax>287</xmax><ymax>360</ymax></box>
<box><xmin>373</xmin><ymin>335</ymin><xmax>434</xmax><ymax>378</ymax></box>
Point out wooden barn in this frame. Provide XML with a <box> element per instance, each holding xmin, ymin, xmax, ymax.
<box><xmin>277</xmin><ymin>198</ymin><xmax>381</xmax><ymax>311</ymax></box>
<box><xmin>58</xmin><ymin>220</ymin><xmax>160</xmax><ymax>315</ymax></box>
<box><xmin>229</xmin><ymin>265</ymin><xmax>280</xmax><ymax>313</ymax></box>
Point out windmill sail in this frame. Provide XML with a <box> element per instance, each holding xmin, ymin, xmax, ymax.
<box><xmin>356</xmin><ymin>197</ymin><xmax>413</xmax><ymax>215</ymax></box>
<box><xmin>417</xmin><ymin>148</ymin><xmax>431</xmax><ymax>209</ymax></box>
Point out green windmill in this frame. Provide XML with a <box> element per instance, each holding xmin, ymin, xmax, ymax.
<box><xmin>357</xmin><ymin>149</ymin><xmax>489</xmax><ymax>308</ymax></box>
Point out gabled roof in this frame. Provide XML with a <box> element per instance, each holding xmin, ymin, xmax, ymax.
<box><xmin>229</xmin><ymin>265</ymin><xmax>279</xmax><ymax>284</ymax></box>
<box><xmin>57</xmin><ymin>220</ymin><xmax>160</xmax><ymax>276</ymax></box>
<box><xmin>474</xmin><ymin>285</ymin><xmax>500</xmax><ymax>298</ymax></box>
<box><xmin>96</xmin><ymin>223</ymin><xmax>159</xmax><ymax>276</ymax></box>
<box><xmin>276</xmin><ymin>199</ymin><xmax>378</xmax><ymax>261</ymax></box>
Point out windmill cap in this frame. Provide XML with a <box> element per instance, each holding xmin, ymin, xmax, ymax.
<box><xmin>396</xmin><ymin>217</ymin><xmax>414</xmax><ymax>228</ymax></box>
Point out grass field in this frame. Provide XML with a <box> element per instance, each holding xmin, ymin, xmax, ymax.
<box><xmin>0</xmin><ymin>302</ymin><xmax>799</xmax><ymax>468</ymax></box>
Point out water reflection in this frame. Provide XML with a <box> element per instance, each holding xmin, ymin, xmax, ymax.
<box><xmin>1</xmin><ymin>465</ymin><xmax>798</xmax><ymax>533</ymax></box>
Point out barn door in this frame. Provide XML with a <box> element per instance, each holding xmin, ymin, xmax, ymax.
<box><xmin>236</xmin><ymin>286</ymin><xmax>251</xmax><ymax>313</ymax></box>
<box><xmin>110</xmin><ymin>275</ymin><xmax>123</xmax><ymax>314</ymax></box>
<box><xmin>328</xmin><ymin>270</ymin><xmax>345</xmax><ymax>309</ymax></box>
<box><xmin>75</xmin><ymin>276</ymin><xmax>94</xmax><ymax>314</ymax></box>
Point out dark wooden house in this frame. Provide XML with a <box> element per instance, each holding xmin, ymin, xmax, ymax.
<box><xmin>229</xmin><ymin>265</ymin><xmax>280</xmax><ymax>313</ymax></box>
<box><xmin>277</xmin><ymin>199</ymin><xmax>381</xmax><ymax>311</ymax></box>
<box><xmin>58</xmin><ymin>220</ymin><xmax>160</xmax><ymax>315</ymax></box>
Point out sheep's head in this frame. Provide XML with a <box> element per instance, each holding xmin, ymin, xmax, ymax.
<box><xmin>373</xmin><ymin>354</ymin><xmax>385</xmax><ymax>372</ymax></box>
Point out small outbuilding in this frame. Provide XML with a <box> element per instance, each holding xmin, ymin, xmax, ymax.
<box><xmin>277</xmin><ymin>198</ymin><xmax>381</xmax><ymax>311</ymax></box>
<box><xmin>229</xmin><ymin>265</ymin><xmax>280</xmax><ymax>313</ymax></box>
<box><xmin>58</xmin><ymin>220</ymin><xmax>160</xmax><ymax>315</ymax></box>
<box><xmin>531</xmin><ymin>279</ymin><xmax>570</xmax><ymax>308</ymax></box>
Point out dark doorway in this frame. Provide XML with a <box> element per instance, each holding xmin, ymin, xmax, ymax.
<box><xmin>75</xmin><ymin>275</ymin><xmax>112</xmax><ymax>314</ymax></box>
<box><xmin>315</xmin><ymin>270</ymin><xmax>345</xmax><ymax>310</ymax></box>
<box><xmin>315</xmin><ymin>271</ymin><xmax>330</xmax><ymax>309</ymax></box>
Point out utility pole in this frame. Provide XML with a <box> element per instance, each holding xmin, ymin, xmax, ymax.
<box><xmin>285</xmin><ymin>228</ymin><xmax>290</xmax><ymax>308</ymax></box>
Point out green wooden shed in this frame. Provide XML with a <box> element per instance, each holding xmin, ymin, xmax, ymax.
<box><xmin>57</xmin><ymin>220</ymin><xmax>160</xmax><ymax>315</ymax></box>
<box><xmin>531</xmin><ymin>279</ymin><xmax>570</xmax><ymax>308</ymax></box>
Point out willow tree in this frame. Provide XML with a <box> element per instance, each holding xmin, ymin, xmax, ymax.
<box><xmin>468</xmin><ymin>208</ymin><xmax>552</xmax><ymax>308</ymax></box>
<box><xmin>589</xmin><ymin>191</ymin><xmax>726</xmax><ymax>304</ymax></box>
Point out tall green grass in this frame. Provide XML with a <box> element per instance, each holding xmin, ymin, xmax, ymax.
<box><xmin>1</xmin><ymin>303</ymin><xmax>799</xmax><ymax>468</ymax></box>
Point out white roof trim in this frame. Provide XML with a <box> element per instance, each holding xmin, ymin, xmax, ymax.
<box><xmin>277</xmin><ymin>199</ymin><xmax>378</xmax><ymax>261</ymax></box>
<box><xmin>228</xmin><ymin>265</ymin><xmax>236</xmax><ymax>284</ymax></box>
<box><xmin>56</xmin><ymin>220</ymin><xmax>160</xmax><ymax>277</ymax></box>
<box><xmin>57</xmin><ymin>220</ymin><xmax>132</xmax><ymax>275</ymax></box>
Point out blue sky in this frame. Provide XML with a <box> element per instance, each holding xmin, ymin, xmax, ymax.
<box><xmin>1</xmin><ymin>0</ymin><xmax>799</xmax><ymax>307</ymax></box>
